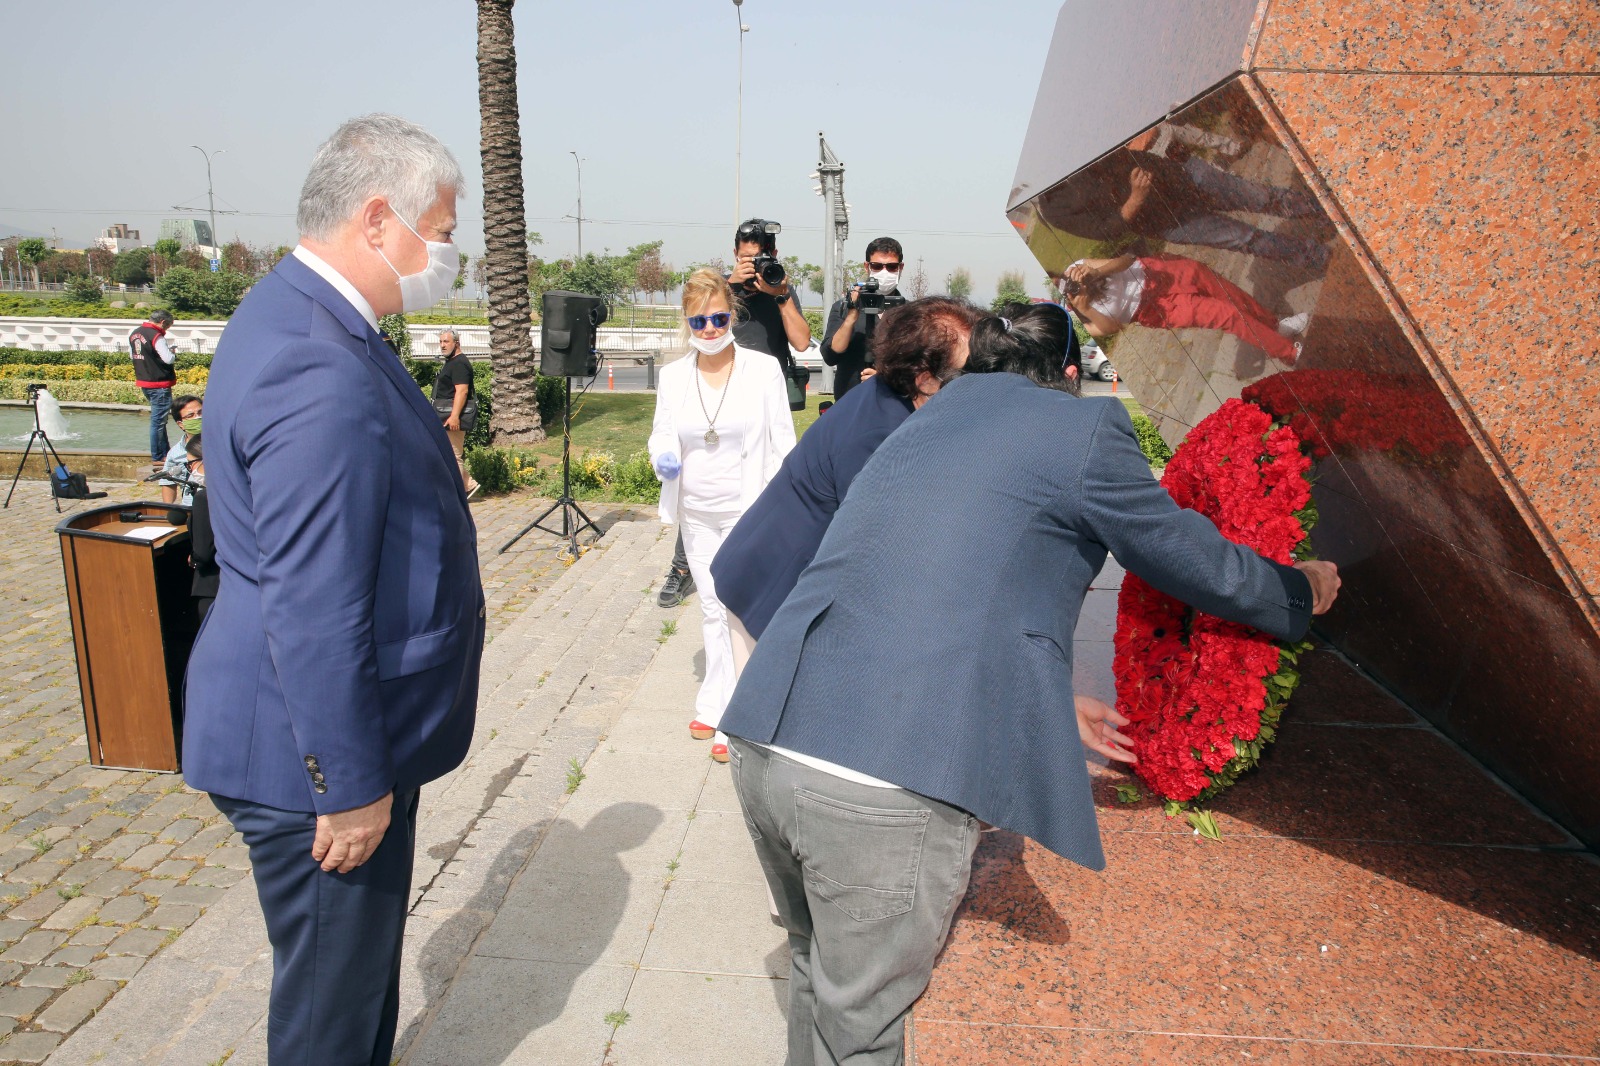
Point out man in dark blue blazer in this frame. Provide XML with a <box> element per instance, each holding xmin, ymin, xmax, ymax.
<box><xmin>712</xmin><ymin>297</ymin><xmax>982</xmax><ymax>643</ymax></box>
<box><xmin>183</xmin><ymin>115</ymin><xmax>483</xmax><ymax>1066</ymax></box>
<box><xmin>720</xmin><ymin>305</ymin><xmax>1341</xmax><ymax>1064</ymax></box>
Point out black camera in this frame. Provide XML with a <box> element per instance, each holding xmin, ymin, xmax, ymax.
<box><xmin>24</xmin><ymin>382</ymin><xmax>46</xmax><ymax>396</ymax></box>
<box><xmin>736</xmin><ymin>218</ymin><xmax>785</xmax><ymax>289</ymax></box>
<box><xmin>855</xmin><ymin>277</ymin><xmax>907</xmax><ymax>315</ymax></box>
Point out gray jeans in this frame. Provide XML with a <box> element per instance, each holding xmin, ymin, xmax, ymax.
<box><xmin>727</xmin><ymin>738</ymin><xmax>979</xmax><ymax>1066</ymax></box>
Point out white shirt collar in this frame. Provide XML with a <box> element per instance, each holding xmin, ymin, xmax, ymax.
<box><xmin>291</xmin><ymin>245</ymin><xmax>381</xmax><ymax>334</ymax></box>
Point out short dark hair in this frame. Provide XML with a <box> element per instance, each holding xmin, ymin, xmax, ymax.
<box><xmin>185</xmin><ymin>434</ymin><xmax>203</xmax><ymax>462</ymax></box>
<box><xmin>864</xmin><ymin>237</ymin><xmax>902</xmax><ymax>263</ymax></box>
<box><xmin>171</xmin><ymin>395</ymin><xmax>202</xmax><ymax>423</ymax></box>
<box><xmin>872</xmin><ymin>297</ymin><xmax>986</xmax><ymax>401</ymax></box>
<box><xmin>965</xmin><ymin>302</ymin><xmax>1078</xmax><ymax>393</ymax></box>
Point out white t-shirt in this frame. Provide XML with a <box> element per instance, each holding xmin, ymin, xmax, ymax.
<box><xmin>677</xmin><ymin>370</ymin><xmax>746</xmax><ymax>513</ymax></box>
<box><xmin>1070</xmin><ymin>257</ymin><xmax>1146</xmax><ymax>325</ymax></box>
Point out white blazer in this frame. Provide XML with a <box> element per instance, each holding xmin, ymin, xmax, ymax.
<box><xmin>648</xmin><ymin>344</ymin><xmax>796</xmax><ymax>524</ymax></box>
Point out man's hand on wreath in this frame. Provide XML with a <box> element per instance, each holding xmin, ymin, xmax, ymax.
<box><xmin>1076</xmin><ymin>695</ymin><xmax>1137</xmax><ymax>764</ymax></box>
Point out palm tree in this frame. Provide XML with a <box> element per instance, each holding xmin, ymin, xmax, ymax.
<box><xmin>476</xmin><ymin>0</ymin><xmax>543</xmax><ymax>443</ymax></box>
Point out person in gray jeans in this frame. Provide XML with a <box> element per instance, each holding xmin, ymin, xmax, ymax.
<box><xmin>721</xmin><ymin>303</ymin><xmax>1340</xmax><ymax>1063</ymax></box>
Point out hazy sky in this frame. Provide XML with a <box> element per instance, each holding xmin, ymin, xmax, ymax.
<box><xmin>1</xmin><ymin>0</ymin><xmax>1065</xmax><ymax>303</ymax></box>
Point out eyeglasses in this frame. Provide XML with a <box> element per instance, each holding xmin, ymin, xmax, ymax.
<box><xmin>687</xmin><ymin>311</ymin><xmax>732</xmax><ymax>331</ymax></box>
<box><xmin>866</xmin><ymin>261</ymin><xmax>903</xmax><ymax>273</ymax></box>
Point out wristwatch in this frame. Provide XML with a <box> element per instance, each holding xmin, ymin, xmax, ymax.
<box><xmin>774</xmin><ymin>292</ymin><xmax>789</xmax><ymax>304</ymax></box>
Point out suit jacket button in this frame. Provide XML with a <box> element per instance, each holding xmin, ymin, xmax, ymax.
<box><xmin>303</xmin><ymin>755</ymin><xmax>318</xmax><ymax>767</ymax></box>
<box><xmin>310</xmin><ymin>772</ymin><xmax>326</xmax><ymax>784</ymax></box>
<box><xmin>313</xmin><ymin>782</ymin><xmax>328</xmax><ymax>794</ymax></box>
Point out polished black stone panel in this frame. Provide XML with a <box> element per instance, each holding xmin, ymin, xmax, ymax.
<box><xmin>1008</xmin><ymin>0</ymin><xmax>1257</xmax><ymax>212</ymax></box>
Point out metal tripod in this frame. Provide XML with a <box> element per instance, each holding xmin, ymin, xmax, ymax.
<box><xmin>499</xmin><ymin>376</ymin><xmax>603</xmax><ymax>556</ymax></box>
<box><xmin>4</xmin><ymin>389</ymin><xmax>71</xmax><ymax>512</ymax></box>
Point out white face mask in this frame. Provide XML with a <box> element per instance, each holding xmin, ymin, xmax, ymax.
<box><xmin>376</xmin><ymin>208</ymin><xmax>459</xmax><ymax>313</ymax></box>
<box><xmin>870</xmin><ymin>269</ymin><xmax>899</xmax><ymax>294</ymax></box>
<box><xmin>689</xmin><ymin>331</ymin><xmax>735</xmax><ymax>355</ymax></box>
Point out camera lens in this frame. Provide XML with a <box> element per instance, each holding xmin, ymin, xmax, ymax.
<box><xmin>760</xmin><ymin>260</ymin><xmax>786</xmax><ymax>285</ymax></box>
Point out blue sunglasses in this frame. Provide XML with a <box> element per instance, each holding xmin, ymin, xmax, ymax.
<box><xmin>688</xmin><ymin>311</ymin><xmax>732</xmax><ymax>331</ymax></box>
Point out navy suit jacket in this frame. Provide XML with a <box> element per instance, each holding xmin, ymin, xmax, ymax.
<box><xmin>183</xmin><ymin>255</ymin><xmax>485</xmax><ymax>814</ymax></box>
<box><xmin>712</xmin><ymin>376</ymin><xmax>914</xmax><ymax>639</ymax></box>
<box><xmin>720</xmin><ymin>373</ymin><xmax>1313</xmax><ymax>868</ymax></box>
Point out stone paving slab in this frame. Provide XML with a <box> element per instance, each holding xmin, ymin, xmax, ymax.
<box><xmin>0</xmin><ymin>477</ymin><xmax>655</xmax><ymax>1064</ymax></box>
<box><xmin>46</xmin><ymin>492</ymin><xmax>677</xmax><ymax>1065</ymax></box>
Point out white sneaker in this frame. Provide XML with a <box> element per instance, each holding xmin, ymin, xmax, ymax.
<box><xmin>1277</xmin><ymin>312</ymin><xmax>1310</xmax><ymax>337</ymax></box>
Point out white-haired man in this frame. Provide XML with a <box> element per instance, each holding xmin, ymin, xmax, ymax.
<box><xmin>184</xmin><ymin>114</ymin><xmax>484</xmax><ymax>1065</ymax></box>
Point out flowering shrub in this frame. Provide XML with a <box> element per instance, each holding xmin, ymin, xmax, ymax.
<box><xmin>1113</xmin><ymin>398</ymin><xmax>1316</xmax><ymax>804</ymax></box>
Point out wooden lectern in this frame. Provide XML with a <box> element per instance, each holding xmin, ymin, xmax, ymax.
<box><xmin>58</xmin><ymin>502</ymin><xmax>200</xmax><ymax>772</ymax></box>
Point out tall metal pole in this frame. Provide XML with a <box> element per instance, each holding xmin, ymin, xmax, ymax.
<box><xmin>569</xmin><ymin>151</ymin><xmax>583</xmax><ymax>258</ymax></box>
<box><xmin>733</xmin><ymin>0</ymin><xmax>746</xmax><ymax>226</ymax></box>
<box><xmin>190</xmin><ymin>146</ymin><xmax>224</xmax><ymax>257</ymax></box>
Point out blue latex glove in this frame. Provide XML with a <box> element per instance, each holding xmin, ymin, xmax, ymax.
<box><xmin>654</xmin><ymin>452</ymin><xmax>681</xmax><ymax>480</ymax></box>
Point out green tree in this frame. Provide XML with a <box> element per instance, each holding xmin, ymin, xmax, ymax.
<box><xmin>558</xmin><ymin>253</ymin><xmax>631</xmax><ymax>308</ymax></box>
<box><xmin>111</xmin><ymin>248</ymin><xmax>155</xmax><ymax>287</ymax></box>
<box><xmin>153</xmin><ymin>238</ymin><xmax>181</xmax><ymax>259</ymax></box>
<box><xmin>16</xmin><ymin>238</ymin><xmax>46</xmax><ymax>289</ymax></box>
<box><xmin>476</xmin><ymin>0</ymin><xmax>543</xmax><ymax>443</ymax></box>
<box><xmin>379</xmin><ymin>313</ymin><xmax>413</xmax><ymax>359</ymax></box>
<box><xmin>990</xmin><ymin>269</ymin><xmax>1028</xmax><ymax>312</ymax></box>
<box><xmin>65</xmin><ymin>275</ymin><xmax>103</xmax><ymax>304</ymax></box>
<box><xmin>156</xmin><ymin>266</ymin><xmax>251</xmax><ymax>316</ymax></box>
<box><xmin>946</xmin><ymin>266</ymin><xmax>972</xmax><ymax>301</ymax></box>
<box><xmin>453</xmin><ymin>250</ymin><xmax>468</xmax><ymax>293</ymax></box>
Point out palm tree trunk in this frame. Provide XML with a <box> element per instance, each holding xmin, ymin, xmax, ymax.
<box><xmin>476</xmin><ymin>0</ymin><xmax>543</xmax><ymax>444</ymax></box>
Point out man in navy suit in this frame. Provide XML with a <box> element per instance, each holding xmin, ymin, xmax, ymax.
<box><xmin>183</xmin><ymin>114</ymin><xmax>484</xmax><ymax>1066</ymax></box>
<box><xmin>721</xmin><ymin>304</ymin><xmax>1341</xmax><ymax>1064</ymax></box>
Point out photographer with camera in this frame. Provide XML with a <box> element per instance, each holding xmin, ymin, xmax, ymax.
<box><xmin>823</xmin><ymin>237</ymin><xmax>907</xmax><ymax>399</ymax></box>
<box><xmin>657</xmin><ymin>218</ymin><xmax>815</xmax><ymax>610</ymax></box>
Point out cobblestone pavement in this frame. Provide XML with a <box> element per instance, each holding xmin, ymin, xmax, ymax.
<box><xmin>0</xmin><ymin>477</ymin><xmax>642</xmax><ymax>1063</ymax></box>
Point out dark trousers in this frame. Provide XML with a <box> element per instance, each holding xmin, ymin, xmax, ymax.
<box><xmin>670</xmin><ymin>528</ymin><xmax>688</xmax><ymax>572</ymax></box>
<box><xmin>211</xmin><ymin>789</ymin><xmax>420</xmax><ymax>1066</ymax></box>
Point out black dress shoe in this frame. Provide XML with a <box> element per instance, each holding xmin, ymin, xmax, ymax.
<box><xmin>657</xmin><ymin>566</ymin><xmax>695</xmax><ymax>608</ymax></box>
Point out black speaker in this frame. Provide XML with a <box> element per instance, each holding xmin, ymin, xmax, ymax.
<box><xmin>540</xmin><ymin>290</ymin><xmax>609</xmax><ymax>377</ymax></box>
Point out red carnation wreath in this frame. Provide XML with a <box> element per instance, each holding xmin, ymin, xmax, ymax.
<box><xmin>1113</xmin><ymin>397</ymin><xmax>1317</xmax><ymax>805</ymax></box>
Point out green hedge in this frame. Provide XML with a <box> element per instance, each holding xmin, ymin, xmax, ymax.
<box><xmin>0</xmin><ymin>379</ymin><xmax>173</xmax><ymax>405</ymax></box>
<box><xmin>0</xmin><ymin>293</ymin><xmax>211</xmax><ymax>320</ymax></box>
<box><xmin>1131</xmin><ymin>412</ymin><xmax>1173</xmax><ymax>467</ymax></box>
<box><xmin>465</xmin><ymin>446</ymin><xmax>660</xmax><ymax>504</ymax></box>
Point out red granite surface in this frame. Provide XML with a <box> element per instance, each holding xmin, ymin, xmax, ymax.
<box><xmin>910</xmin><ymin>653</ymin><xmax>1600</xmax><ymax>1064</ymax></box>
<box><xmin>1253</xmin><ymin>0</ymin><xmax>1600</xmax><ymax>73</ymax></box>
<box><xmin>1257</xmin><ymin>71</ymin><xmax>1600</xmax><ymax>599</ymax></box>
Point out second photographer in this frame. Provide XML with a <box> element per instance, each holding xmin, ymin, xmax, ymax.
<box><xmin>823</xmin><ymin>237</ymin><xmax>907</xmax><ymax>399</ymax></box>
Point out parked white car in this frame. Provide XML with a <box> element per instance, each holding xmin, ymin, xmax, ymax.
<box><xmin>1081</xmin><ymin>340</ymin><xmax>1117</xmax><ymax>381</ymax></box>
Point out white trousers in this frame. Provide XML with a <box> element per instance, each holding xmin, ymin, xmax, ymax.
<box><xmin>680</xmin><ymin>507</ymin><xmax>742</xmax><ymax>727</ymax></box>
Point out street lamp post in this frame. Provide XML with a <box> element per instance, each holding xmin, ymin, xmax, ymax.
<box><xmin>569</xmin><ymin>151</ymin><xmax>584</xmax><ymax>258</ymax></box>
<box><xmin>190</xmin><ymin>146</ymin><xmax>225</xmax><ymax>260</ymax></box>
<box><xmin>733</xmin><ymin>0</ymin><xmax>748</xmax><ymax>225</ymax></box>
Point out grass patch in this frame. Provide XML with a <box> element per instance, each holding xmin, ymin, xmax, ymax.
<box><xmin>657</xmin><ymin>620</ymin><xmax>677</xmax><ymax>644</ymax></box>
<box><xmin>564</xmin><ymin>757</ymin><xmax>586</xmax><ymax>794</ymax></box>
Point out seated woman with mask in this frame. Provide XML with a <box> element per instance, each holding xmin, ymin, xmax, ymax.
<box><xmin>649</xmin><ymin>268</ymin><xmax>795</xmax><ymax>761</ymax></box>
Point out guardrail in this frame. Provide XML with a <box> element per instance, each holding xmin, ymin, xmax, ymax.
<box><xmin>0</xmin><ymin>316</ymin><xmax>683</xmax><ymax>358</ymax></box>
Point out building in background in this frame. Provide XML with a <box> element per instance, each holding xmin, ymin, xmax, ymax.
<box><xmin>95</xmin><ymin>223</ymin><xmax>143</xmax><ymax>254</ymax></box>
<box><xmin>159</xmin><ymin>218</ymin><xmax>218</xmax><ymax>258</ymax></box>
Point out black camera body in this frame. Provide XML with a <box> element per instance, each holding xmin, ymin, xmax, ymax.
<box><xmin>856</xmin><ymin>277</ymin><xmax>907</xmax><ymax>315</ymax></box>
<box><xmin>736</xmin><ymin>218</ymin><xmax>785</xmax><ymax>289</ymax></box>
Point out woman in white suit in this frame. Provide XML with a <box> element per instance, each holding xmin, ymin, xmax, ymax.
<box><xmin>650</xmin><ymin>268</ymin><xmax>796</xmax><ymax>761</ymax></box>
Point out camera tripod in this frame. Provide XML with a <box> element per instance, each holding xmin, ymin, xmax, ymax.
<box><xmin>4</xmin><ymin>386</ymin><xmax>72</xmax><ymax>512</ymax></box>
<box><xmin>499</xmin><ymin>374</ymin><xmax>604</xmax><ymax>557</ymax></box>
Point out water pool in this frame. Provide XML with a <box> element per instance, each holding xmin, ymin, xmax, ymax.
<box><xmin>0</xmin><ymin>406</ymin><xmax>149</xmax><ymax>452</ymax></box>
